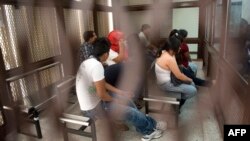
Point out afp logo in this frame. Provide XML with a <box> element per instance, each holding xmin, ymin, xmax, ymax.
<box><xmin>224</xmin><ymin>125</ymin><xmax>250</xmax><ymax>141</ymax></box>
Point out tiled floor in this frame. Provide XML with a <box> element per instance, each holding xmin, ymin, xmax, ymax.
<box><xmin>13</xmin><ymin>61</ymin><xmax>223</xmax><ymax>141</ymax></box>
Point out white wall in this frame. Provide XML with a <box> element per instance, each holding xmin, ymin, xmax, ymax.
<box><xmin>242</xmin><ymin>0</ymin><xmax>250</xmax><ymax>23</ymax></box>
<box><xmin>172</xmin><ymin>7</ymin><xmax>199</xmax><ymax>38</ymax></box>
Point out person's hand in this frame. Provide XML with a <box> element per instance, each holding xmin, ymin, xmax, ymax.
<box><xmin>188</xmin><ymin>78</ymin><xmax>193</xmax><ymax>84</ymax></box>
<box><xmin>118</xmin><ymin>39</ymin><xmax>125</xmax><ymax>49</ymax></box>
<box><xmin>180</xmin><ymin>64</ymin><xmax>185</xmax><ymax>68</ymax></box>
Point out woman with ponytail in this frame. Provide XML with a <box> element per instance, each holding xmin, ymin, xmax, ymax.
<box><xmin>155</xmin><ymin>36</ymin><xmax>197</xmax><ymax>100</ymax></box>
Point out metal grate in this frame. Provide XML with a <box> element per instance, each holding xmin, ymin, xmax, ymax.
<box><xmin>83</xmin><ymin>11</ymin><xmax>94</xmax><ymax>34</ymax></box>
<box><xmin>39</xmin><ymin>65</ymin><xmax>62</xmax><ymax>88</ymax></box>
<box><xmin>9</xmin><ymin>74</ymin><xmax>39</xmax><ymax>107</ymax></box>
<box><xmin>8</xmin><ymin>65</ymin><xmax>62</xmax><ymax>106</ymax></box>
<box><xmin>97</xmin><ymin>11</ymin><xmax>110</xmax><ymax>37</ymax></box>
<box><xmin>64</xmin><ymin>9</ymin><xmax>94</xmax><ymax>43</ymax></box>
<box><xmin>64</xmin><ymin>9</ymin><xmax>84</xmax><ymax>43</ymax></box>
<box><xmin>24</xmin><ymin>6</ymin><xmax>61</xmax><ymax>62</ymax></box>
<box><xmin>0</xmin><ymin>5</ymin><xmax>22</xmax><ymax>70</ymax></box>
<box><xmin>0</xmin><ymin>5</ymin><xmax>61</xmax><ymax>70</ymax></box>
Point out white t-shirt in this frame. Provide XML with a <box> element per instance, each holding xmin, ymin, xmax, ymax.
<box><xmin>106</xmin><ymin>49</ymin><xmax>118</xmax><ymax>66</ymax></box>
<box><xmin>76</xmin><ymin>58</ymin><xmax>104</xmax><ymax>111</ymax></box>
<box><xmin>138</xmin><ymin>31</ymin><xmax>150</xmax><ymax>47</ymax></box>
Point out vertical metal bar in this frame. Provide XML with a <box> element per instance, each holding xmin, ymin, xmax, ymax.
<box><xmin>174</xmin><ymin>104</ymin><xmax>179</xmax><ymax>128</ymax></box>
<box><xmin>198</xmin><ymin>0</ymin><xmax>206</xmax><ymax>60</ymax></box>
<box><xmin>90</xmin><ymin>119</ymin><xmax>97</xmax><ymax>141</ymax></box>
<box><xmin>93</xmin><ymin>0</ymin><xmax>99</xmax><ymax>36</ymax></box>
<box><xmin>54</xmin><ymin>2</ymin><xmax>74</xmax><ymax>76</ymax></box>
<box><xmin>62</xmin><ymin>122</ymin><xmax>69</xmax><ymax>141</ymax></box>
<box><xmin>33</xmin><ymin>116</ymin><xmax>42</xmax><ymax>138</ymax></box>
<box><xmin>111</xmin><ymin>0</ymin><xmax>120</xmax><ymax>29</ymax></box>
<box><xmin>144</xmin><ymin>80</ymin><xmax>149</xmax><ymax>114</ymax></box>
<box><xmin>93</xmin><ymin>10</ymin><xmax>99</xmax><ymax>36</ymax></box>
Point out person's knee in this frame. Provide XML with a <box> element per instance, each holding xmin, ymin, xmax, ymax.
<box><xmin>187</xmin><ymin>86</ymin><xmax>197</xmax><ymax>97</ymax></box>
<box><xmin>189</xmin><ymin>63</ymin><xmax>198</xmax><ymax>74</ymax></box>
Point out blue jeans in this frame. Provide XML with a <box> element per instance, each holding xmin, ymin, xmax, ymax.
<box><xmin>159</xmin><ymin>82</ymin><xmax>197</xmax><ymax>99</ymax></box>
<box><xmin>188</xmin><ymin>62</ymin><xmax>198</xmax><ymax>76</ymax></box>
<box><xmin>182</xmin><ymin>67</ymin><xmax>207</xmax><ymax>86</ymax></box>
<box><xmin>84</xmin><ymin>96</ymin><xmax>156</xmax><ymax>135</ymax></box>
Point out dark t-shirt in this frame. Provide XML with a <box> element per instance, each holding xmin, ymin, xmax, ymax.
<box><xmin>180</xmin><ymin>42</ymin><xmax>189</xmax><ymax>68</ymax></box>
<box><xmin>104</xmin><ymin>63</ymin><xmax>123</xmax><ymax>87</ymax></box>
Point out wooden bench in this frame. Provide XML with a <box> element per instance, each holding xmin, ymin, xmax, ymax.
<box><xmin>56</xmin><ymin>76</ymin><xmax>96</xmax><ymax>141</ymax></box>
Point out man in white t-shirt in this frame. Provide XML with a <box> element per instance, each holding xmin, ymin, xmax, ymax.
<box><xmin>76</xmin><ymin>37</ymin><xmax>166</xmax><ymax>141</ymax></box>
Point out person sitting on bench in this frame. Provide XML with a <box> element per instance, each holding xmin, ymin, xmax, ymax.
<box><xmin>155</xmin><ymin>35</ymin><xmax>197</xmax><ymax>100</ymax></box>
<box><xmin>76</xmin><ymin>37</ymin><xmax>166</xmax><ymax>141</ymax></box>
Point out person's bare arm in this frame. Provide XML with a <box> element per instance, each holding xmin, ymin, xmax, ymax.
<box><xmin>94</xmin><ymin>79</ymin><xmax>113</xmax><ymax>101</ymax></box>
<box><xmin>112</xmin><ymin>39</ymin><xmax>125</xmax><ymax>63</ymax></box>
<box><xmin>105</xmin><ymin>82</ymin><xmax>122</xmax><ymax>95</ymax></box>
<box><xmin>105</xmin><ymin>82</ymin><xmax>133</xmax><ymax>98</ymax></box>
<box><xmin>168</xmin><ymin>58</ymin><xmax>192</xmax><ymax>82</ymax></box>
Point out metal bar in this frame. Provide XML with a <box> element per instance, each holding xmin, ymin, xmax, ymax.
<box><xmin>34</xmin><ymin>117</ymin><xmax>42</xmax><ymax>138</ymax></box>
<box><xmin>6</xmin><ymin>62</ymin><xmax>61</xmax><ymax>82</ymax></box>
<box><xmin>56</xmin><ymin>76</ymin><xmax>75</xmax><ymax>88</ymax></box>
<box><xmin>6</xmin><ymin>57</ymin><xmax>59</xmax><ymax>78</ymax></box>
<box><xmin>143</xmin><ymin>97</ymin><xmax>180</xmax><ymax>105</ymax></box>
<box><xmin>147</xmin><ymin>95</ymin><xmax>179</xmax><ymax>101</ymax></box>
<box><xmin>62</xmin><ymin>122</ymin><xmax>69</xmax><ymax>141</ymax></box>
<box><xmin>62</xmin><ymin>113</ymin><xmax>90</xmax><ymax>122</ymax></box>
<box><xmin>90</xmin><ymin>119</ymin><xmax>97</xmax><ymax>141</ymax></box>
<box><xmin>60</xmin><ymin>118</ymin><xmax>90</xmax><ymax>126</ymax></box>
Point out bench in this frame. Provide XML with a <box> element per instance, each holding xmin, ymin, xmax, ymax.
<box><xmin>56</xmin><ymin>76</ymin><xmax>96</xmax><ymax>141</ymax></box>
<box><xmin>143</xmin><ymin>61</ymin><xmax>182</xmax><ymax>127</ymax></box>
<box><xmin>3</xmin><ymin>62</ymin><xmax>69</xmax><ymax>138</ymax></box>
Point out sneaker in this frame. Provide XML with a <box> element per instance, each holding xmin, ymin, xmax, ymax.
<box><xmin>141</xmin><ymin>129</ymin><xmax>162</xmax><ymax>141</ymax></box>
<box><xmin>156</xmin><ymin>121</ymin><xmax>167</xmax><ymax>131</ymax></box>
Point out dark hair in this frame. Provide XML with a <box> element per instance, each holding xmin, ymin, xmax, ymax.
<box><xmin>179</xmin><ymin>29</ymin><xmax>188</xmax><ymax>39</ymax></box>
<box><xmin>141</xmin><ymin>24</ymin><xmax>151</xmax><ymax>31</ymax></box>
<box><xmin>169</xmin><ymin>29</ymin><xmax>183</xmax><ymax>42</ymax></box>
<box><xmin>83</xmin><ymin>31</ymin><xmax>95</xmax><ymax>42</ymax></box>
<box><xmin>93</xmin><ymin>37</ymin><xmax>111</xmax><ymax>58</ymax></box>
<box><xmin>169</xmin><ymin>29</ymin><xmax>179</xmax><ymax>37</ymax></box>
<box><xmin>156</xmin><ymin>36</ymin><xmax>181</xmax><ymax>58</ymax></box>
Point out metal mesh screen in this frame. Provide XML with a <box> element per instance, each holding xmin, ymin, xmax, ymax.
<box><xmin>9</xmin><ymin>64</ymin><xmax>62</xmax><ymax>106</ymax></box>
<box><xmin>23</xmin><ymin>6</ymin><xmax>61</xmax><ymax>62</ymax></box>
<box><xmin>64</xmin><ymin>9</ymin><xmax>94</xmax><ymax>43</ymax></box>
<box><xmin>97</xmin><ymin>11</ymin><xmax>110</xmax><ymax>37</ymax></box>
<box><xmin>0</xmin><ymin>5</ymin><xmax>22</xmax><ymax>70</ymax></box>
<box><xmin>0</xmin><ymin>5</ymin><xmax>61</xmax><ymax>70</ymax></box>
<box><xmin>83</xmin><ymin>11</ymin><xmax>94</xmax><ymax>33</ymax></box>
<box><xmin>39</xmin><ymin>65</ymin><xmax>62</xmax><ymax>88</ymax></box>
<box><xmin>9</xmin><ymin>74</ymin><xmax>39</xmax><ymax>106</ymax></box>
<box><xmin>64</xmin><ymin>9</ymin><xmax>84</xmax><ymax>43</ymax></box>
